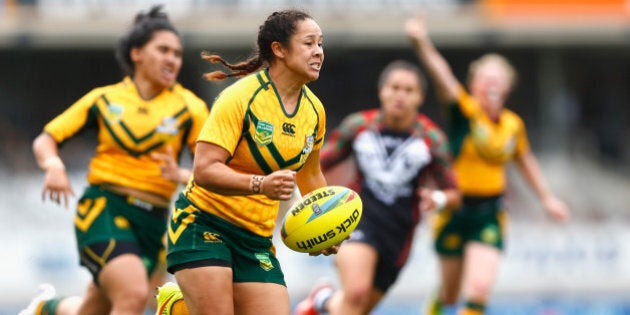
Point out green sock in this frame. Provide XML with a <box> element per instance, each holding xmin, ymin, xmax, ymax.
<box><xmin>425</xmin><ymin>296</ymin><xmax>458</xmax><ymax>315</ymax></box>
<box><xmin>38</xmin><ymin>297</ymin><xmax>64</xmax><ymax>315</ymax></box>
<box><xmin>461</xmin><ymin>300</ymin><xmax>486</xmax><ymax>314</ymax></box>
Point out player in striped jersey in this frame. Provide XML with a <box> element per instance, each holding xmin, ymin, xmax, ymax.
<box><xmin>406</xmin><ymin>13</ymin><xmax>570</xmax><ymax>315</ymax></box>
<box><xmin>294</xmin><ymin>60</ymin><xmax>461</xmax><ymax>315</ymax></box>
<box><xmin>22</xmin><ymin>5</ymin><xmax>209</xmax><ymax>315</ymax></box>
<box><xmin>154</xmin><ymin>9</ymin><xmax>335</xmax><ymax>315</ymax></box>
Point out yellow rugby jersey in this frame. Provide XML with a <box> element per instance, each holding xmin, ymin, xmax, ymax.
<box><xmin>447</xmin><ymin>86</ymin><xmax>529</xmax><ymax>196</ymax></box>
<box><xmin>184</xmin><ymin>69</ymin><xmax>326</xmax><ymax>236</ymax></box>
<box><xmin>44</xmin><ymin>76</ymin><xmax>209</xmax><ymax>200</ymax></box>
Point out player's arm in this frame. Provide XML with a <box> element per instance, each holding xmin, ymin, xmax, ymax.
<box><xmin>320</xmin><ymin>132</ymin><xmax>351</xmax><ymax>171</ymax></box>
<box><xmin>32</xmin><ymin>132</ymin><xmax>75</xmax><ymax>208</ymax></box>
<box><xmin>418</xmin><ymin>158</ymin><xmax>461</xmax><ymax>213</ymax></box>
<box><xmin>405</xmin><ymin>12</ymin><xmax>460</xmax><ymax>104</ymax></box>
<box><xmin>192</xmin><ymin>141</ymin><xmax>294</xmax><ymax>200</ymax></box>
<box><xmin>296</xmin><ymin>148</ymin><xmax>327</xmax><ymax>195</ymax></box>
<box><xmin>320</xmin><ymin>112</ymin><xmax>364</xmax><ymax>171</ymax></box>
<box><xmin>157</xmin><ymin>95</ymin><xmax>210</xmax><ymax>184</ymax></box>
<box><xmin>418</xmin><ymin>177</ymin><xmax>461</xmax><ymax>213</ymax></box>
<box><xmin>418</xmin><ymin>123</ymin><xmax>461</xmax><ymax>212</ymax></box>
<box><xmin>417</xmin><ymin>159</ymin><xmax>461</xmax><ymax>213</ymax></box>
<box><xmin>515</xmin><ymin>151</ymin><xmax>570</xmax><ymax>222</ymax></box>
<box><xmin>151</xmin><ymin>146</ymin><xmax>191</xmax><ymax>185</ymax></box>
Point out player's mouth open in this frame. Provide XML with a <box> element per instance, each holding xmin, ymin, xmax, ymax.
<box><xmin>162</xmin><ymin>68</ymin><xmax>175</xmax><ymax>78</ymax></box>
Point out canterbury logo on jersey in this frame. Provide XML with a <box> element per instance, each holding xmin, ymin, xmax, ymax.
<box><xmin>282</xmin><ymin>122</ymin><xmax>296</xmax><ymax>136</ymax></box>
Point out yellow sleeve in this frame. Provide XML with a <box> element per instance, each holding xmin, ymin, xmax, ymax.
<box><xmin>181</xmin><ymin>89</ymin><xmax>210</xmax><ymax>154</ymax></box>
<box><xmin>313</xmin><ymin>101</ymin><xmax>326</xmax><ymax>151</ymax></box>
<box><xmin>305</xmin><ymin>87</ymin><xmax>327</xmax><ymax>151</ymax></box>
<box><xmin>197</xmin><ymin>86</ymin><xmax>246</xmax><ymax>155</ymax></box>
<box><xmin>455</xmin><ymin>84</ymin><xmax>482</xmax><ymax>118</ymax></box>
<box><xmin>514</xmin><ymin>113</ymin><xmax>531</xmax><ymax>157</ymax></box>
<box><xmin>43</xmin><ymin>87</ymin><xmax>106</xmax><ymax>144</ymax></box>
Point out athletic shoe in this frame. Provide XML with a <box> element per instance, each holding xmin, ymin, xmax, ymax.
<box><xmin>19</xmin><ymin>283</ymin><xmax>57</xmax><ymax>315</ymax></box>
<box><xmin>155</xmin><ymin>282</ymin><xmax>183</xmax><ymax>315</ymax></box>
<box><xmin>293</xmin><ymin>281</ymin><xmax>334</xmax><ymax>315</ymax></box>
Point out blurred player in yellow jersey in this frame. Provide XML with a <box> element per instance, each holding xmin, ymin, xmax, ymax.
<box><xmin>22</xmin><ymin>5</ymin><xmax>209</xmax><ymax>315</ymax></box>
<box><xmin>153</xmin><ymin>9</ymin><xmax>341</xmax><ymax>315</ymax></box>
<box><xmin>406</xmin><ymin>13</ymin><xmax>570</xmax><ymax>315</ymax></box>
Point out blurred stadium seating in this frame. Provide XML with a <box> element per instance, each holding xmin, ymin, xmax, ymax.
<box><xmin>2</xmin><ymin>0</ymin><xmax>630</xmax><ymax>48</ymax></box>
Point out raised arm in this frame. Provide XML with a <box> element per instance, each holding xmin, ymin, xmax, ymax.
<box><xmin>405</xmin><ymin>13</ymin><xmax>461</xmax><ymax>104</ymax></box>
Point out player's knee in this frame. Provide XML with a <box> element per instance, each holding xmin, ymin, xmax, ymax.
<box><xmin>343</xmin><ymin>286</ymin><xmax>371</xmax><ymax>309</ymax></box>
<box><xmin>112</xmin><ymin>286</ymin><xmax>149</xmax><ymax>312</ymax></box>
<box><xmin>466</xmin><ymin>279</ymin><xmax>492</xmax><ymax>301</ymax></box>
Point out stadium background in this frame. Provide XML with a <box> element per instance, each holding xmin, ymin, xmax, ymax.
<box><xmin>1</xmin><ymin>0</ymin><xmax>629</xmax><ymax>314</ymax></box>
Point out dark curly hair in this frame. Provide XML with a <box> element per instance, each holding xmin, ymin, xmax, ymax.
<box><xmin>201</xmin><ymin>9</ymin><xmax>312</xmax><ymax>81</ymax></box>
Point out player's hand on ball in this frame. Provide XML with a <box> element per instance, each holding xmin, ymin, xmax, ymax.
<box><xmin>308</xmin><ymin>235</ymin><xmax>350</xmax><ymax>256</ymax></box>
<box><xmin>310</xmin><ymin>243</ymin><xmax>341</xmax><ymax>256</ymax></box>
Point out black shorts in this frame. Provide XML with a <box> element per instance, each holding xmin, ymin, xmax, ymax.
<box><xmin>346</xmin><ymin>209</ymin><xmax>415</xmax><ymax>292</ymax></box>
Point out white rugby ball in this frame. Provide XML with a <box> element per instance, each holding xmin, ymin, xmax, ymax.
<box><xmin>280</xmin><ymin>185</ymin><xmax>363</xmax><ymax>253</ymax></box>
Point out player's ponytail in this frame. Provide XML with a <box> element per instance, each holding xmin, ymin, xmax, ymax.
<box><xmin>200</xmin><ymin>52</ymin><xmax>264</xmax><ymax>82</ymax></box>
<box><xmin>201</xmin><ymin>9</ymin><xmax>311</xmax><ymax>82</ymax></box>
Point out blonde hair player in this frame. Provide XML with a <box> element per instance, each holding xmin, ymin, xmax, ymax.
<box><xmin>406</xmin><ymin>13</ymin><xmax>570</xmax><ymax>315</ymax></box>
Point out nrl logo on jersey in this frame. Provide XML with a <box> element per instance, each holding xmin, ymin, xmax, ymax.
<box><xmin>157</xmin><ymin>117</ymin><xmax>179</xmax><ymax>143</ymax></box>
<box><xmin>254</xmin><ymin>120</ymin><xmax>274</xmax><ymax>146</ymax></box>
<box><xmin>106</xmin><ymin>104</ymin><xmax>124</xmax><ymax>123</ymax></box>
<box><xmin>255</xmin><ymin>252</ymin><xmax>274</xmax><ymax>271</ymax></box>
<box><xmin>157</xmin><ymin>117</ymin><xmax>179</xmax><ymax>135</ymax></box>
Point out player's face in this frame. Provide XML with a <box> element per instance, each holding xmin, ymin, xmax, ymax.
<box><xmin>470</xmin><ymin>61</ymin><xmax>511</xmax><ymax>115</ymax></box>
<box><xmin>284</xmin><ymin>18</ymin><xmax>324</xmax><ymax>83</ymax></box>
<box><xmin>132</xmin><ymin>30</ymin><xmax>183</xmax><ymax>89</ymax></box>
<box><xmin>379</xmin><ymin>69</ymin><xmax>424</xmax><ymax>120</ymax></box>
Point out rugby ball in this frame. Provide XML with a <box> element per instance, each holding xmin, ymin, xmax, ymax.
<box><xmin>280</xmin><ymin>185</ymin><xmax>362</xmax><ymax>253</ymax></box>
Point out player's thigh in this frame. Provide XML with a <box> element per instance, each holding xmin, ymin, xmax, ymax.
<box><xmin>77</xmin><ymin>282</ymin><xmax>111</xmax><ymax>315</ymax></box>
<box><xmin>99</xmin><ymin>254</ymin><xmax>150</xmax><ymax>306</ymax></box>
<box><xmin>334</xmin><ymin>242</ymin><xmax>378</xmax><ymax>290</ymax></box>
<box><xmin>233</xmin><ymin>282</ymin><xmax>290</xmax><ymax>315</ymax></box>
<box><xmin>175</xmin><ymin>266</ymin><xmax>234</xmax><ymax>315</ymax></box>
<box><xmin>462</xmin><ymin>242</ymin><xmax>501</xmax><ymax>295</ymax></box>
<box><xmin>438</xmin><ymin>255</ymin><xmax>464</xmax><ymax>301</ymax></box>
